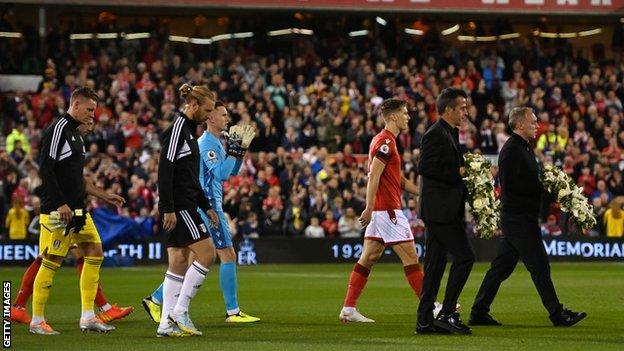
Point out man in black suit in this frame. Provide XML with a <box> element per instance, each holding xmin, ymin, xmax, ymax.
<box><xmin>469</xmin><ymin>107</ymin><xmax>586</xmax><ymax>327</ymax></box>
<box><xmin>417</xmin><ymin>88</ymin><xmax>474</xmax><ymax>335</ymax></box>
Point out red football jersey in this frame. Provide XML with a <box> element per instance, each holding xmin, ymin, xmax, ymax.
<box><xmin>368</xmin><ymin>129</ymin><xmax>402</xmax><ymax>210</ymax></box>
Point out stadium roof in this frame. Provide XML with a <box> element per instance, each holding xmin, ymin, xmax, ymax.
<box><xmin>9</xmin><ymin>0</ymin><xmax>624</xmax><ymax>16</ymax></box>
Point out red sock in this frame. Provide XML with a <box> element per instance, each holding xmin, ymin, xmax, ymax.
<box><xmin>343</xmin><ymin>263</ymin><xmax>371</xmax><ymax>308</ymax></box>
<box><xmin>14</xmin><ymin>257</ymin><xmax>42</xmax><ymax>307</ymax></box>
<box><xmin>76</xmin><ymin>256</ymin><xmax>84</xmax><ymax>273</ymax></box>
<box><xmin>76</xmin><ymin>257</ymin><xmax>108</xmax><ymax>307</ymax></box>
<box><xmin>404</xmin><ymin>264</ymin><xmax>424</xmax><ymax>298</ymax></box>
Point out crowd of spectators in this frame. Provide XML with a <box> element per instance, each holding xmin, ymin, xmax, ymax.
<box><xmin>1</xmin><ymin>15</ymin><xmax>624</xmax><ymax>241</ymax></box>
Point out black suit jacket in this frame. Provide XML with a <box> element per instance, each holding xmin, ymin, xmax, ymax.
<box><xmin>418</xmin><ymin>119</ymin><xmax>465</xmax><ymax>223</ymax></box>
<box><xmin>499</xmin><ymin>132</ymin><xmax>543</xmax><ymax>219</ymax></box>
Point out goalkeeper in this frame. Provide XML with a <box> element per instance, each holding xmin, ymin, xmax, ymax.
<box><xmin>143</xmin><ymin>101</ymin><xmax>260</xmax><ymax>323</ymax></box>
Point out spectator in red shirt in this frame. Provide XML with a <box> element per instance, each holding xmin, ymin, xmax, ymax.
<box><xmin>262</xmin><ymin>186</ymin><xmax>283</xmax><ymax>212</ymax></box>
<box><xmin>321</xmin><ymin>209</ymin><xmax>338</xmax><ymax>238</ymax></box>
<box><xmin>577</xmin><ymin>167</ymin><xmax>597</xmax><ymax>197</ymax></box>
<box><xmin>265</xmin><ymin>165</ymin><xmax>280</xmax><ymax>187</ymax></box>
<box><xmin>120</xmin><ymin>112</ymin><xmax>142</xmax><ymax>150</ymax></box>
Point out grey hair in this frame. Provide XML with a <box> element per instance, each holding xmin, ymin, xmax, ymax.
<box><xmin>508</xmin><ymin>107</ymin><xmax>533</xmax><ymax>130</ymax></box>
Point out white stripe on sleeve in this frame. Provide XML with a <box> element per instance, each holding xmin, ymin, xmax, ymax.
<box><xmin>49</xmin><ymin>119</ymin><xmax>68</xmax><ymax>159</ymax></box>
<box><xmin>166</xmin><ymin>117</ymin><xmax>185</xmax><ymax>162</ymax></box>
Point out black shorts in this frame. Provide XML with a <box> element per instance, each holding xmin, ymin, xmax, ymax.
<box><xmin>167</xmin><ymin>209</ymin><xmax>210</xmax><ymax>248</ymax></box>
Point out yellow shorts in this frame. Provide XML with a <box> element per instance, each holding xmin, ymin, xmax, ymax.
<box><xmin>39</xmin><ymin>213</ymin><xmax>101</xmax><ymax>257</ymax></box>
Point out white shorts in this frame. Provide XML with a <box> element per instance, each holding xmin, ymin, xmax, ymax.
<box><xmin>364</xmin><ymin>209</ymin><xmax>414</xmax><ymax>246</ymax></box>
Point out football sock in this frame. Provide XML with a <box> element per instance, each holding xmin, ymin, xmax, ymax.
<box><xmin>76</xmin><ymin>257</ymin><xmax>109</xmax><ymax>308</ymax></box>
<box><xmin>31</xmin><ymin>315</ymin><xmax>45</xmax><ymax>325</ymax></box>
<box><xmin>160</xmin><ymin>271</ymin><xmax>183</xmax><ymax>330</ymax></box>
<box><xmin>220</xmin><ymin>261</ymin><xmax>240</xmax><ymax>315</ymax></box>
<box><xmin>81</xmin><ymin>310</ymin><xmax>95</xmax><ymax>320</ymax></box>
<box><xmin>343</xmin><ymin>263</ymin><xmax>370</xmax><ymax>308</ymax></box>
<box><xmin>76</xmin><ymin>256</ymin><xmax>83</xmax><ymax>271</ymax></box>
<box><xmin>404</xmin><ymin>264</ymin><xmax>424</xmax><ymax>298</ymax></box>
<box><xmin>80</xmin><ymin>256</ymin><xmax>103</xmax><ymax>319</ymax></box>
<box><xmin>151</xmin><ymin>283</ymin><xmax>164</xmax><ymax>304</ymax></box>
<box><xmin>14</xmin><ymin>257</ymin><xmax>42</xmax><ymax>307</ymax></box>
<box><xmin>173</xmin><ymin>261</ymin><xmax>208</xmax><ymax>315</ymax></box>
<box><xmin>31</xmin><ymin>258</ymin><xmax>60</xmax><ymax>324</ymax></box>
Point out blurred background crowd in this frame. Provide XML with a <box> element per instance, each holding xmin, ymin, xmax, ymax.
<box><xmin>2</xmin><ymin>6</ymin><xmax>623</xmax><ymax>241</ymax></box>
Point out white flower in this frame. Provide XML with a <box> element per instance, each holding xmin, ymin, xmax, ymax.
<box><xmin>558</xmin><ymin>188</ymin><xmax>571</xmax><ymax>198</ymax></box>
<box><xmin>463</xmin><ymin>153</ymin><xmax>500</xmax><ymax>239</ymax></box>
<box><xmin>470</xmin><ymin>161</ymin><xmax>482</xmax><ymax>170</ymax></box>
<box><xmin>540</xmin><ymin>165</ymin><xmax>595</xmax><ymax>230</ymax></box>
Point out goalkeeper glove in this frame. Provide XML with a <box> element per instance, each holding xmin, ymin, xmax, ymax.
<box><xmin>65</xmin><ymin>211</ymin><xmax>86</xmax><ymax>236</ymax></box>
<box><xmin>225</xmin><ymin>125</ymin><xmax>250</xmax><ymax>158</ymax></box>
<box><xmin>48</xmin><ymin>211</ymin><xmax>67</xmax><ymax>231</ymax></box>
<box><xmin>240</xmin><ymin>124</ymin><xmax>256</xmax><ymax>149</ymax></box>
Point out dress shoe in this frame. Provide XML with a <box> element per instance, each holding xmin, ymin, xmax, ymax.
<box><xmin>469</xmin><ymin>312</ymin><xmax>502</xmax><ymax>326</ymax></box>
<box><xmin>434</xmin><ymin>312</ymin><xmax>472</xmax><ymax>335</ymax></box>
<box><xmin>416</xmin><ymin>322</ymin><xmax>452</xmax><ymax>335</ymax></box>
<box><xmin>550</xmin><ymin>308</ymin><xmax>587</xmax><ymax>327</ymax></box>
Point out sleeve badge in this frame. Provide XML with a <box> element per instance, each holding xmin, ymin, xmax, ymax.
<box><xmin>379</xmin><ymin>144</ymin><xmax>390</xmax><ymax>154</ymax></box>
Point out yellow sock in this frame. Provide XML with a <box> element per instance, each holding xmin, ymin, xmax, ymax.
<box><xmin>80</xmin><ymin>256</ymin><xmax>103</xmax><ymax>316</ymax></box>
<box><xmin>32</xmin><ymin>258</ymin><xmax>61</xmax><ymax>321</ymax></box>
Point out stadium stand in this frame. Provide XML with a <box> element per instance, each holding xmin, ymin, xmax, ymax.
<box><xmin>1</xmin><ymin>9</ymin><xmax>623</xmax><ymax>239</ymax></box>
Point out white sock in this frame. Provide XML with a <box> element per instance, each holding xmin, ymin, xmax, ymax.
<box><xmin>227</xmin><ymin>307</ymin><xmax>241</xmax><ymax>316</ymax></box>
<box><xmin>31</xmin><ymin>315</ymin><xmax>45</xmax><ymax>325</ymax></box>
<box><xmin>342</xmin><ymin>306</ymin><xmax>356</xmax><ymax>313</ymax></box>
<box><xmin>173</xmin><ymin>261</ymin><xmax>208</xmax><ymax>316</ymax></box>
<box><xmin>81</xmin><ymin>310</ymin><xmax>95</xmax><ymax>321</ymax></box>
<box><xmin>159</xmin><ymin>271</ymin><xmax>184</xmax><ymax>329</ymax></box>
<box><xmin>100</xmin><ymin>303</ymin><xmax>112</xmax><ymax>312</ymax></box>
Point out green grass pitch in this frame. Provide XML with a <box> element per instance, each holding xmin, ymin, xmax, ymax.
<box><xmin>4</xmin><ymin>262</ymin><xmax>624</xmax><ymax>350</ymax></box>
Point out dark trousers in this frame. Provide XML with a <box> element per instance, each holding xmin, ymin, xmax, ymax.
<box><xmin>472</xmin><ymin>213</ymin><xmax>562</xmax><ymax>316</ymax></box>
<box><xmin>417</xmin><ymin>219</ymin><xmax>475</xmax><ymax>325</ymax></box>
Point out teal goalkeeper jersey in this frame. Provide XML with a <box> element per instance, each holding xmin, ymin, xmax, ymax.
<box><xmin>198</xmin><ymin>131</ymin><xmax>243</xmax><ymax>210</ymax></box>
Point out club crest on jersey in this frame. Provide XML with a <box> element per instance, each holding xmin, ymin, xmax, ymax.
<box><xmin>53</xmin><ymin>239</ymin><xmax>61</xmax><ymax>249</ymax></box>
<box><xmin>379</xmin><ymin>144</ymin><xmax>390</xmax><ymax>154</ymax></box>
<box><xmin>199</xmin><ymin>223</ymin><xmax>207</xmax><ymax>233</ymax></box>
<box><xmin>207</xmin><ymin>150</ymin><xmax>217</xmax><ymax>160</ymax></box>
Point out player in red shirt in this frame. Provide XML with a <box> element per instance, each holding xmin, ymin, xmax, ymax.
<box><xmin>339</xmin><ymin>99</ymin><xmax>425</xmax><ymax>323</ymax></box>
